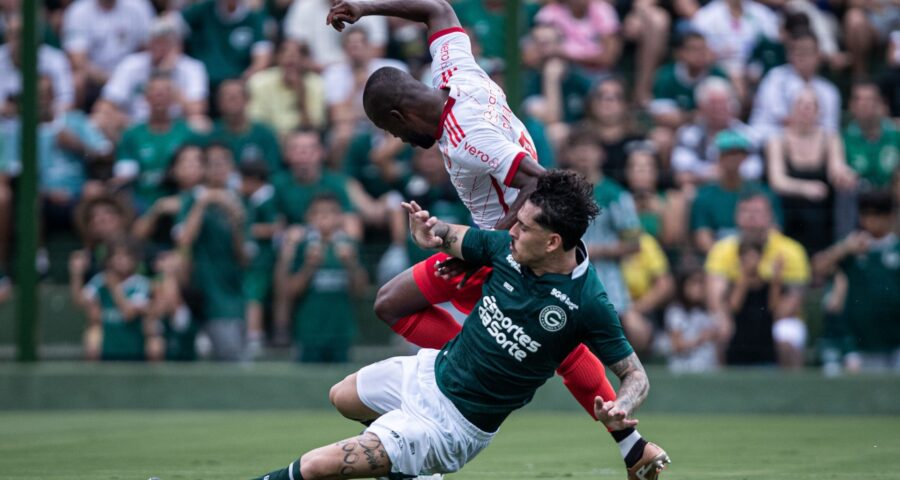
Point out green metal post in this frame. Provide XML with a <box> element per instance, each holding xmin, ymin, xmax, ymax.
<box><xmin>16</xmin><ymin>0</ymin><xmax>40</xmax><ymax>361</ymax></box>
<box><xmin>504</xmin><ymin>0</ymin><xmax>523</xmax><ymax>116</ymax></box>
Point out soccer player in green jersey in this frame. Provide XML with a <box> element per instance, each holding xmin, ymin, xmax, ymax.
<box><xmin>253</xmin><ymin>171</ymin><xmax>669</xmax><ymax>480</ymax></box>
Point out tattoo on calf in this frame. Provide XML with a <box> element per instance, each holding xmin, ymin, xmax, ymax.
<box><xmin>336</xmin><ymin>433</ymin><xmax>389</xmax><ymax>476</ymax></box>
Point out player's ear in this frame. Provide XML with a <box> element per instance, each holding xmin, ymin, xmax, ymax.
<box><xmin>389</xmin><ymin>109</ymin><xmax>405</xmax><ymax>123</ymax></box>
<box><xmin>546</xmin><ymin>233</ymin><xmax>562</xmax><ymax>253</ymax></box>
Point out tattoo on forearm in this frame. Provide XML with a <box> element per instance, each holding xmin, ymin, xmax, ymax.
<box><xmin>335</xmin><ymin>433</ymin><xmax>389</xmax><ymax>476</ymax></box>
<box><xmin>441</xmin><ymin>233</ymin><xmax>458</xmax><ymax>250</ymax></box>
<box><xmin>608</xmin><ymin>353</ymin><xmax>649</xmax><ymax>415</ymax></box>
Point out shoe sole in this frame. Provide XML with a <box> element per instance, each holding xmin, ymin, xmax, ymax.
<box><xmin>632</xmin><ymin>452</ymin><xmax>672</xmax><ymax>480</ymax></box>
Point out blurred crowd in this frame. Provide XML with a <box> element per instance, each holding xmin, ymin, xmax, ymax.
<box><xmin>0</xmin><ymin>0</ymin><xmax>898</xmax><ymax>373</ymax></box>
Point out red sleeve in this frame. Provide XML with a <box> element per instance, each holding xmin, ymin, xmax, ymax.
<box><xmin>503</xmin><ymin>151</ymin><xmax>526</xmax><ymax>187</ymax></box>
<box><xmin>428</xmin><ymin>26</ymin><xmax>467</xmax><ymax>46</ymax></box>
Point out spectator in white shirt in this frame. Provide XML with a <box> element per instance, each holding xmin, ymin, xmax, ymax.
<box><xmin>691</xmin><ymin>0</ymin><xmax>779</xmax><ymax>97</ymax></box>
<box><xmin>282</xmin><ymin>0</ymin><xmax>387</xmax><ymax>70</ymax></box>
<box><xmin>749</xmin><ymin>29</ymin><xmax>841</xmax><ymax>141</ymax></box>
<box><xmin>672</xmin><ymin>76</ymin><xmax>763</xmax><ymax>188</ymax></box>
<box><xmin>0</xmin><ymin>13</ymin><xmax>74</xmax><ymax>117</ymax></box>
<box><xmin>93</xmin><ymin>16</ymin><xmax>209</xmax><ymax>139</ymax></box>
<box><xmin>62</xmin><ymin>0</ymin><xmax>156</xmax><ymax>108</ymax></box>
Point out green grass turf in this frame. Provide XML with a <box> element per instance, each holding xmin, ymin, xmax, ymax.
<box><xmin>2</xmin><ymin>411</ymin><xmax>898</xmax><ymax>479</ymax></box>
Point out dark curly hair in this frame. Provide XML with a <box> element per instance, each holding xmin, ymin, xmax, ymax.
<box><xmin>528</xmin><ymin>170</ymin><xmax>600</xmax><ymax>251</ymax></box>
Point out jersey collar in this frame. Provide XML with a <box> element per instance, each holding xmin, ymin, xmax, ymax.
<box><xmin>433</xmin><ymin>87</ymin><xmax>457</xmax><ymax>140</ymax></box>
<box><xmin>572</xmin><ymin>241</ymin><xmax>589</xmax><ymax>279</ymax></box>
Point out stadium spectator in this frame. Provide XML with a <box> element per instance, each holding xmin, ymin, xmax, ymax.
<box><xmin>621</xmin><ymin>232</ymin><xmax>675</xmax><ymax>344</ymax></box>
<box><xmin>1</xmin><ymin>76</ymin><xmax>112</xmax><ymax>235</ymax></box>
<box><xmin>205</xmin><ymin>79</ymin><xmax>283</xmax><ymax>174</ymax></box>
<box><xmin>174</xmin><ymin>143</ymin><xmax>247</xmax><ymax>361</ymax></box>
<box><xmin>80</xmin><ymin>237</ymin><xmax>155</xmax><ymax>361</ymax></box>
<box><xmin>691</xmin><ymin>130</ymin><xmax>782</xmax><ymax>254</ymax></box>
<box><xmin>842</xmin><ymin>0</ymin><xmax>900</xmax><ymax>78</ymax></box>
<box><xmin>111</xmin><ymin>75</ymin><xmax>196</xmax><ymax>211</ymax></box>
<box><xmin>69</xmin><ymin>195</ymin><xmax>133</xmax><ymax>310</ymax></box>
<box><xmin>813</xmin><ymin>190</ymin><xmax>900</xmax><ymax>373</ymax></box>
<box><xmin>882</xmin><ymin>32</ymin><xmax>900</xmax><ymax>119</ymax></box>
<box><xmin>618</xmin><ymin>0</ymin><xmax>671</xmax><ymax>106</ymax></box>
<box><xmin>843</xmin><ymin>81</ymin><xmax>900</xmax><ymax>189</ymax></box>
<box><xmin>706</xmin><ymin>192</ymin><xmax>811</xmax><ymax>368</ymax></box>
<box><xmin>239</xmin><ymin>157</ymin><xmax>279</xmax><ymax>358</ymax></box>
<box><xmin>283</xmin><ymin>0</ymin><xmax>388</xmax><ymax>69</ymax></box>
<box><xmin>0</xmin><ymin>127</ymin><xmax>12</xmax><ymax>268</ymax></box>
<box><xmin>665</xmin><ymin>266</ymin><xmax>720</xmax><ymax>372</ymax></box>
<box><xmin>721</xmin><ymin>238</ymin><xmax>786</xmax><ymax>366</ymax></box>
<box><xmin>565</xmin><ymin>129</ymin><xmax>648</xmax><ymax>351</ymax></box>
<box><xmin>247</xmin><ymin>39</ymin><xmax>326</xmax><ymax>137</ymax></box>
<box><xmin>576</xmin><ymin>77</ymin><xmax>645</xmax><ymax>185</ymax></box>
<box><xmin>766</xmin><ymin>88</ymin><xmax>856</xmax><ymax>255</ymax></box>
<box><xmin>131</xmin><ymin>144</ymin><xmax>206</xmax><ymax>250</ymax></box>
<box><xmin>521</xmin><ymin>23</ymin><xmax>593</xmax><ymax>127</ymax></box>
<box><xmin>277</xmin><ymin>193</ymin><xmax>367</xmax><ymax>363</ymax></box>
<box><xmin>649</xmin><ymin>31</ymin><xmax>728</xmax><ymax>131</ymax></box>
<box><xmin>144</xmin><ymin>249</ymin><xmax>197</xmax><ymax>361</ymax></box>
<box><xmin>0</xmin><ymin>13</ymin><xmax>74</xmax><ymax>117</ymax></box>
<box><xmin>93</xmin><ymin>16</ymin><xmax>209</xmax><ymax>138</ymax></box>
<box><xmin>624</xmin><ymin>143</ymin><xmax>688</xmax><ymax>249</ymax></box>
<box><xmin>690</xmin><ymin>0</ymin><xmax>779</xmax><ymax>93</ymax></box>
<box><xmin>672</xmin><ymin>77</ymin><xmax>763</xmax><ymax>187</ymax></box>
<box><xmin>534</xmin><ymin>0</ymin><xmax>622</xmax><ymax>76</ymax></box>
<box><xmin>179</xmin><ymin>0</ymin><xmax>272</xmax><ymax>96</ymax></box>
<box><xmin>749</xmin><ymin>30</ymin><xmax>841</xmax><ymax>140</ymax></box>
<box><xmin>62</xmin><ymin>0</ymin><xmax>155</xmax><ymax>109</ymax></box>
<box><xmin>322</xmin><ymin>27</ymin><xmax>408</xmax><ymax>165</ymax></box>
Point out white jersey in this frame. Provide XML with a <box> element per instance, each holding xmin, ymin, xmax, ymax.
<box><xmin>428</xmin><ymin>28</ymin><xmax>538</xmax><ymax>230</ymax></box>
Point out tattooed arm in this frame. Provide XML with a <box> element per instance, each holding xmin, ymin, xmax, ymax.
<box><xmin>402</xmin><ymin>201</ymin><xmax>470</xmax><ymax>259</ymax></box>
<box><xmin>594</xmin><ymin>352</ymin><xmax>650</xmax><ymax>431</ymax></box>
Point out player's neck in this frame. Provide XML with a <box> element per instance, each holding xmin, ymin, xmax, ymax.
<box><xmin>530</xmin><ymin>250</ymin><xmax>577</xmax><ymax>277</ymax></box>
<box><xmin>426</xmin><ymin>88</ymin><xmax>452</xmax><ymax>129</ymax></box>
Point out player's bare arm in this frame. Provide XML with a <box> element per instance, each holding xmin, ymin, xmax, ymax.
<box><xmin>595</xmin><ymin>352</ymin><xmax>649</xmax><ymax>431</ymax></box>
<box><xmin>327</xmin><ymin>0</ymin><xmax>460</xmax><ymax>37</ymax></box>
<box><xmin>402</xmin><ymin>201</ymin><xmax>469</xmax><ymax>259</ymax></box>
<box><xmin>494</xmin><ymin>156</ymin><xmax>545</xmax><ymax>231</ymax></box>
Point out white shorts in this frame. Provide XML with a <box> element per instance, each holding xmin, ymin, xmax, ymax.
<box><xmin>356</xmin><ymin>349</ymin><xmax>495</xmax><ymax>476</ymax></box>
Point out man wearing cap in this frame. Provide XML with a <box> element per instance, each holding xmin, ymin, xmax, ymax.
<box><xmin>690</xmin><ymin>130</ymin><xmax>783</xmax><ymax>254</ymax></box>
<box><xmin>93</xmin><ymin>16</ymin><xmax>210</xmax><ymax>137</ymax></box>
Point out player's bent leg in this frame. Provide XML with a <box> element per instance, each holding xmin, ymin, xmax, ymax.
<box><xmin>329</xmin><ymin>373</ymin><xmax>381</xmax><ymax>422</ymax></box>
<box><xmin>252</xmin><ymin>433</ymin><xmax>392</xmax><ymax>480</ymax></box>
<box><xmin>374</xmin><ymin>258</ymin><xmax>462</xmax><ymax>349</ymax></box>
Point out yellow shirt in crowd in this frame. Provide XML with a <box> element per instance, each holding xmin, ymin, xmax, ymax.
<box><xmin>622</xmin><ymin>233</ymin><xmax>670</xmax><ymax>301</ymax></box>
<box><xmin>705</xmin><ymin>229</ymin><xmax>811</xmax><ymax>286</ymax></box>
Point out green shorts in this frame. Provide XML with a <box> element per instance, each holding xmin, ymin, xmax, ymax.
<box><xmin>243</xmin><ymin>267</ymin><xmax>273</xmax><ymax>303</ymax></box>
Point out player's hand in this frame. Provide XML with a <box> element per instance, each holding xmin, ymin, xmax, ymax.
<box><xmin>326</xmin><ymin>0</ymin><xmax>364</xmax><ymax>32</ymax></box>
<box><xmin>595</xmin><ymin>399</ymin><xmax>639</xmax><ymax>431</ymax></box>
<box><xmin>842</xmin><ymin>231</ymin><xmax>871</xmax><ymax>256</ymax></box>
<box><xmin>402</xmin><ymin>201</ymin><xmax>443</xmax><ymax>249</ymax></box>
<box><xmin>435</xmin><ymin>257</ymin><xmax>479</xmax><ymax>285</ymax></box>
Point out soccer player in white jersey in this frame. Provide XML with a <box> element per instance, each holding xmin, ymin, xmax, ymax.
<box><xmin>252</xmin><ymin>170</ymin><xmax>670</xmax><ymax>480</ymax></box>
<box><xmin>329</xmin><ymin>1</ymin><xmax>664</xmax><ymax>479</ymax></box>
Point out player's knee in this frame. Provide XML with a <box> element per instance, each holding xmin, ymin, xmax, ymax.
<box><xmin>299</xmin><ymin>450</ymin><xmax>333</xmax><ymax>479</ymax></box>
<box><xmin>328</xmin><ymin>376</ymin><xmax>355</xmax><ymax>415</ymax></box>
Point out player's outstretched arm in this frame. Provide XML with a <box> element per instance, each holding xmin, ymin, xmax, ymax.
<box><xmin>327</xmin><ymin>0</ymin><xmax>460</xmax><ymax>38</ymax></box>
<box><xmin>402</xmin><ymin>201</ymin><xmax>469</xmax><ymax>259</ymax></box>
<box><xmin>594</xmin><ymin>352</ymin><xmax>649</xmax><ymax>431</ymax></box>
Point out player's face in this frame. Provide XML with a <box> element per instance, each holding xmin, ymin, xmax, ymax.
<box><xmin>509</xmin><ymin>202</ymin><xmax>553</xmax><ymax>266</ymax></box>
<box><xmin>381</xmin><ymin>118</ymin><xmax>437</xmax><ymax>149</ymax></box>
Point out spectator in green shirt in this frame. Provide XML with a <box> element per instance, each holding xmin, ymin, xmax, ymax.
<box><xmin>180</xmin><ymin>0</ymin><xmax>273</xmax><ymax>95</ymax></box>
<box><xmin>112</xmin><ymin>75</ymin><xmax>195</xmax><ymax>211</ymax></box>
<box><xmin>204</xmin><ymin>79</ymin><xmax>283</xmax><ymax>175</ymax></box>
<box><xmin>690</xmin><ymin>130</ymin><xmax>783</xmax><ymax>254</ymax></box>
<box><xmin>843</xmin><ymin>81</ymin><xmax>900</xmax><ymax>189</ymax></box>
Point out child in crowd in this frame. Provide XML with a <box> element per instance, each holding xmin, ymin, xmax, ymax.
<box><xmin>239</xmin><ymin>157</ymin><xmax>280</xmax><ymax>357</ymax></box>
<box><xmin>80</xmin><ymin>238</ymin><xmax>157</xmax><ymax>361</ymax></box>
<box><xmin>665</xmin><ymin>266</ymin><xmax>719</xmax><ymax>372</ymax></box>
<box><xmin>277</xmin><ymin>193</ymin><xmax>367</xmax><ymax>363</ymax></box>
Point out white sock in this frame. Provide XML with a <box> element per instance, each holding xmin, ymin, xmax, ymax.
<box><xmin>617</xmin><ymin>430</ymin><xmax>642</xmax><ymax>459</ymax></box>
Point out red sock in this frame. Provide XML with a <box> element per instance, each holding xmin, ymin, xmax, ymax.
<box><xmin>390</xmin><ymin>307</ymin><xmax>462</xmax><ymax>349</ymax></box>
<box><xmin>557</xmin><ymin>343</ymin><xmax>617</xmax><ymax>424</ymax></box>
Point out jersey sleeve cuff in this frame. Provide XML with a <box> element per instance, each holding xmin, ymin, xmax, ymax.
<box><xmin>503</xmin><ymin>151</ymin><xmax>526</xmax><ymax>187</ymax></box>
<box><xmin>428</xmin><ymin>26</ymin><xmax>466</xmax><ymax>46</ymax></box>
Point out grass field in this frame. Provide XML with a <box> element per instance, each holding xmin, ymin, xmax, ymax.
<box><xmin>2</xmin><ymin>411</ymin><xmax>899</xmax><ymax>480</ymax></box>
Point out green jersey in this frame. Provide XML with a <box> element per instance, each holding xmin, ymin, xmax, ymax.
<box><xmin>83</xmin><ymin>273</ymin><xmax>151</xmax><ymax>360</ymax></box>
<box><xmin>343</xmin><ymin>130</ymin><xmax>412</xmax><ymax>198</ymax></box>
<box><xmin>243</xmin><ymin>184</ymin><xmax>279</xmax><ymax>302</ymax></box>
<box><xmin>273</xmin><ymin>171</ymin><xmax>355</xmax><ymax>224</ymax></box>
<box><xmin>175</xmin><ymin>188</ymin><xmax>245</xmax><ymax>320</ymax></box>
<box><xmin>182</xmin><ymin>0</ymin><xmax>269</xmax><ymax>88</ymax></box>
<box><xmin>435</xmin><ymin>229</ymin><xmax>633</xmax><ymax>432</ymax></box>
<box><xmin>116</xmin><ymin>120</ymin><xmax>194</xmax><ymax>205</ymax></box>
<box><xmin>651</xmin><ymin>62</ymin><xmax>729</xmax><ymax>112</ymax></box>
<box><xmin>290</xmin><ymin>237</ymin><xmax>359</xmax><ymax>346</ymax></box>
<box><xmin>690</xmin><ymin>181</ymin><xmax>783</xmax><ymax>238</ymax></box>
<box><xmin>843</xmin><ymin>120</ymin><xmax>900</xmax><ymax>188</ymax></box>
<box><xmin>201</xmin><ymin>120</ymin><xmax>283</xmax><ymax>174</ymax></box>
<box><xmin>837</xmin><ymin>234</ymin><xmax>900</xmax><ymax>353</ymax></box>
